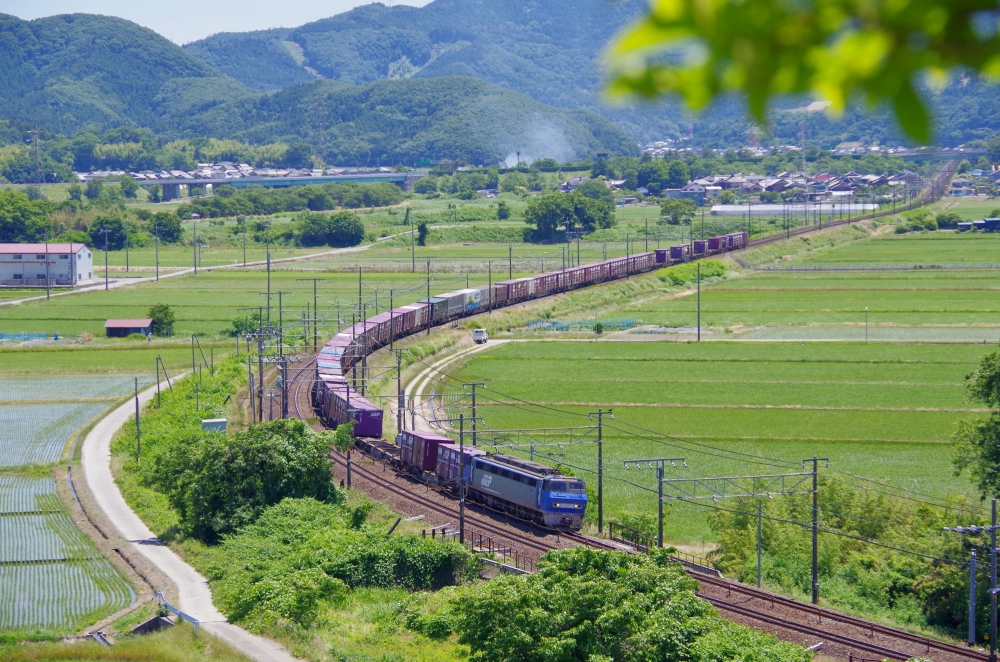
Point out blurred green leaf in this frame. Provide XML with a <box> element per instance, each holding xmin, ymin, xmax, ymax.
<box><xmin>606</xmin><ymin>0</ymin><xmax>1000</xmax><ymax>142</ymax></box>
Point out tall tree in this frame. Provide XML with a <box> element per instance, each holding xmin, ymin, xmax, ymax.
<box><xmin>953</xmin><ymin>352</ymin><xmax>1000</xmax><ymax>498</ymax></box>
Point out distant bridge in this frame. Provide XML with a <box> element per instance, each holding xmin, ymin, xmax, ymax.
<box><xmin>154</xmin><ymin>172</ymin><xmax>426</xmax><ymax>201</ymax></box>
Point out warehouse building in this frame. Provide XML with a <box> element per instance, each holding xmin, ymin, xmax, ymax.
<box><xmin>0</xmin><ymin>243</ymin><xmax>93</xmax><ymax>287</ymax></box>
<box><xmin>104</xmin><ymin>319</ymin><xmax>153</xmax><ymax>338</ymax></box>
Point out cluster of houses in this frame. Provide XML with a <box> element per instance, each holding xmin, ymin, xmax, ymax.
<box><xmin>560</xmin><ymin>171</ymin><xmax>921</xmax><ymax>206</ymax></box>
<box><xmin>76</xmin><ymin>163</ymin><xmax>396</xmax><ymax>183</ymax></box>
<box><xmin>949</xmin><ymin>169</ymin><xmax>1000</xmax><ymax>196</ymax></box>
<box><xmin>665</xmin><ymin>171</ymin><xmax>920</xmax><ymax>205</ymax></box>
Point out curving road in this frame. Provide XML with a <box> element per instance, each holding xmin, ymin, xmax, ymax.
<box><xmin>81</xmin><ymin>381</ymin><xmax>299</xmax><ymax>662</ymax></box>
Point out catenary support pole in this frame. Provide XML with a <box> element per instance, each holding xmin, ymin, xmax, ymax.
<box><xmin>757</xmin><ymin>500</ymin><xmax>763</xmax><ymax>588</ymax></box>
<box><xmin>811</xmin><ymin>456</ymin><xmax>820</xmax><ymax>605</ymax></box>
<box><xmin>657</xmin><ymin>463</ymin><xmax>663</xmax><ymax>548</ymax></box>
<box><xmin>992</xmin><ymin>498</ymin><xmax>997</xmax><ymax>662</ymax></box>
<box><xmin>970</xmin><ymin>548</ymin><xmax>978</xmax><ymax>646</ymax></box>
<box><xmin>696</xmin><ymin>263</ymin><xmax>701</xmax><ymax>342</ymax></box>
<box><xmin>135</xmin><ymin>377</ymin><xmax>140</xmax><ymax>461</ymax></box>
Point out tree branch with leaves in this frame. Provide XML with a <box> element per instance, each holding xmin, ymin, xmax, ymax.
<box><xmin>606</xmin><ymin>0</ymin><xmax>1000</xmax><ymax>143</ymax></box>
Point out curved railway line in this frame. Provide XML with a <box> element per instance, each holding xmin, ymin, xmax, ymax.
<box><xmin>281</xmin><ymin>183</ymin><xmax>987</xmax><ymax>660</ymax></box>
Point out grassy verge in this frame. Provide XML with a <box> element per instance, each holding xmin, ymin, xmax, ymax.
<box><xmin>0</xmin><ymin>621</ymin><xmax>251</xmax><ymax>661</ymax></box>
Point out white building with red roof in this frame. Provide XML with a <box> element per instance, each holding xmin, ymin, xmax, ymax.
<box><xmin>0</xmin><ymin>243</ymin><xmax>93</xmax><ymax>287</ymax></box>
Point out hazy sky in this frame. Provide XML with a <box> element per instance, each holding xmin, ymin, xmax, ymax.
<box><xmin>0</xmin><ymin>0</ymin><xmax>432</xmax><ymax>44</ymax></box>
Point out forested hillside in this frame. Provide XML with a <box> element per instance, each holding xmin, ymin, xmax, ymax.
<box><xmin>202</xmin><ymin>77</ymin><xmax>638</xmax><ymax>165</ymax></box>
<box><xmin>184</xmin><ymin>0</ymin><xmax>681</xmax><ymax>140</ymax></box>
<box><xmin>183</xmin><ymin>0</ymin><xmax>1000</xmax><ymax>147</ymax></box>
<box><xmin>0</xmin><ymin>13</ymin><xmax>254</xmax><ymax>134</ymax></box>
<box><xmin>183</xmin><ymin>28</ymin><xmax>314</xmax><ymax>92</ymax></box>
<box><xmin>0</xmin><ymin>12</ymin><xmax>635</xmax><ymax>166</ymax></box>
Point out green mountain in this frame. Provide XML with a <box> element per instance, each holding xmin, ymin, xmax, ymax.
<box><xmin>184</xmin><ymin>0</ymin><xmax>1000</xmax><ymax>147</ymax></box>
<box><xmin>176</xmin><ymin>77</ymin><xmax>638</xmax><ymax>165</ymax></box>
<box><xmin>183</xmin><ymin>0</ymin><xmax>679</xmax><ymax>140</ymax></box>
<box><xmin>0</xmin><ymin>12</ymin><xmax>635</xmax><ymax>163</ymax></box>
<box><xmin>0</xmin><ymin>13</ymin><xmax>255</xmax><ymax>134</ymax></box>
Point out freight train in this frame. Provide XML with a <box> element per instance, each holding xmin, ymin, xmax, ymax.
<box><xmin>311</xmin><ymin>232</ymin><xmax>747</xmax><ymax>528</ymax></box>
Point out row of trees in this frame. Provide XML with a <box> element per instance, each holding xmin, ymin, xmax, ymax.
<box><xmin>172</xmin><ymin>182</ymin><xmax>404</xmax><ymax>219</ymax></box>
<box><xmin>523</xmin><ymin>180</ymin><xmax>617</xmax><ymax>239</ymax></box>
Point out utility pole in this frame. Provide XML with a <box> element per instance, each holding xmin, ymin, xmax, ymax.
<box><xmin>134</xmin><ymin>377</ymin><xmax>141</xmax><ymax>461</ymax></box>
<box><xmin>806</xmin><ymin>456</ymin><xmax>829</xmax><ymax>605</ymax></box>
<box><xmin>464</xmin><ymin>382</ymin><xmax>484</xmax><ymax>446</ymax></box>
<box><xmin>589</xmin><ymin>408</ymin><xmax>609</xmax><ymax>533</ymax></box>
<box><xmin>757</xmin><ymin>500</ymin><xmax>763</xmax><ymax>587</ymax></box>
<box><xmin>240</xmin><ymin>215</ymin><xmax>247</xmax><ymax>267</ymax></box>
<box><xmin>124</xmin><ymin>220</ymin><xmax>130</xmax><ymax>273</ymax></box>
<box><xmin>395</xmin><ymin>350</ymin><xmax>404</xmax><ymax>435</ymax></box>
<box><xmin>696</xmin><ymin>262</ymin><xmax>701</xmax><ymax>342</ymax></box>
<box><xmin>153</xmin><ymin>224</ymin><xmax>160</xmax><ymax>281</ymax></box>
<box><xmin>945</xmin><ymin>499</ymin><xmax>999</xmax><ymax>661</ymax></box>
<box><xmin>509</xmin><ymin>244</ymin><xmax>513</xmax><ymax>279</ymax></box>
<box><xmin>297</xmin><ymin>278</ymin><xmax>325</xmax><ymax>351</ymax></box>
<box><xmin>265</xmin><ymin>221</ymin><xmax>271</xmax><ymax>327</ymax></box>
<box><xmin>622</xmin><ymin>457</ymin><xmax>685</xmax><ymax>548</ymax></box>
<box><xmin>99</xmin><ymin>225</ymin><xmax>111</xmax><ymax>291</ymax></box>
<box><xmin>42</xmin><ymin>232</ymin><xmax>49</xmax><ymax>300</ymax></box>
<box><xmin>192</xmin><ymin>220</ymin><xmax>198</xmax><ymax>275</ymax></box>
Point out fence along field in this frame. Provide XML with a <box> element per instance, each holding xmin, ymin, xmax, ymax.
<box><xmin>0</xmin><ymin>475</ymin><xmax>133</xmax><ymax>632</ymax></box>
<box><xmin>450</xmin><ymin>341</ymin><xmax>987</xmax><ymax>542</ymax></box>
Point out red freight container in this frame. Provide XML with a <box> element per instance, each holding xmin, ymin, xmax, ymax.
<box><xmin>397</xmin><ymin>430</ymin><xmax>452</xmax><ymax>472</ymax></box>
<box><xmin>435</xmin><ymin>443</ymin><xmax>485</xmax><ymax>483</ymax></box>
<box><xmin>670</xmin><ymin>244</ymin><xmax>691</xmax><ymax>260</ymax></box>
<box><xmin>654</xmin><ymin>249</ymin><xmax>668</xmax><ymax>263</ymax></box>
<box><xmin>492</xmin><ymin>282</ymin><xmax>509</xmax><ymax>305</ymax></box>
<box><xmin>708</xmin><ymin>236</ymin><xmax>726</xmax><ymax>251</ymax></box>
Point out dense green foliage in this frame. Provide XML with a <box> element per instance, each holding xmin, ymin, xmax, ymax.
<box><xmin>183</xmin><ymin>0</ymin><xmax>1000</xmax><ymax>146</ymax></box>
<box><xmin>296</xmin><ymin>211</ymin><xmax>365</xmax><ymax>248</ymax></box>
<box><xmin>709</xmin><ymin>476</ymin><xmax>990</xmax><ymax>638</ymax></box>
<box><xmin>114</xmin><ymin>357</ymin><xmax>340</xmax><ymax>542</ymax></box>
<box><xmin>524</xmin><ymin>191</ymin><xmax>615</xmax><ymax>240</ymax></box>
<box><xmin>449</xmin><ymin>547</ymin><xmax>810</xmax><ymax>662</ymax></box>
<box><xmin>148</xmin><ymin>304</ymin><xmax>175</xmax><ymax>336</ymax></box>
<box><xmin>954</xmin><ymin>351</ymin><xmax>1000</xmax><ymax>500</ymax></box>
<box><xmin>205</xmin><ymin>497</ymin><xmax>472</xmax><ymax>629</ymax></box>
<box><xmin>0</xmin><ymin>13</ymin><xmax>251</xmax><ymax>135</ymax></box>
<box><xmin>174</xmin><ymin>182</ymin><xmax>404</xmax><ymax>219</ymax></box>
<box><xmin>183</xmin><ymin>29</ymin><xmax>313</xmax><ymax>93</ymax></box>
<box><xmin>145</xmin><ymin>419</ymin><xmax>341</xmax><ymax>542</ymax></box>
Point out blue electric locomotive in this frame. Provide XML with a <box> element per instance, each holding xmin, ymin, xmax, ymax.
<box><xmin>466</xmin><ymin>454</ymin><xmax>588</xmax><ymax>528</ymax></box>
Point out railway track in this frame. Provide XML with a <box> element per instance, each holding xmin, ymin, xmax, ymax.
<box><xmin>292</xmin><ymin>361</ymin><xmax>987</xmax><ymax>661</ymax></box>
<box><xmin>692</xmin><ymin>573</ymin><xmax>986</xmax><ymax>662</ymax></box>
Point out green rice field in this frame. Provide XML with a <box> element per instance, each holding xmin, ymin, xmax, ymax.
<box><xmin>0</xmin><ymin>475</ymin><xmax>133</xmax><ymax>632</ymax></box>
<box><xmin>450</xmin><ymin>341</ymin><xmax>989</xmax><ymax>542</ymax></box>
<box><xmin>792</xmin><ymin>232</ymin><xmax>1000</xmax><ymax>267</ymax></box>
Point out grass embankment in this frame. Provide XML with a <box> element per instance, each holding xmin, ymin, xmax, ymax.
<box><xmin>109</xmin><ymin>356</ymin><xmax>473</xmax><ymax>661</ymax></box>
<box><xmin>0</xmin><ymin>622</ymin><xmax>251</xmax><ymax>662</ymax></box>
